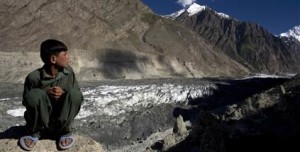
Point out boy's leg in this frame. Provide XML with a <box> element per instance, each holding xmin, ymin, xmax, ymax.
<box><xmin>56</xmin><ymin>88</ymin><xmax>83</xmax><ymax>133</ymax></box>
<box><xmin>22</xmin><ymin>88</ymin><xmax>52</xmax><ymax>135</ymax></box>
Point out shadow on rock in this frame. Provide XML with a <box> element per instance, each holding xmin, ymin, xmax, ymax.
<box><xmin>97</xmin><ymin>49</ymin><xmax>146</xmax><ymax>79</ymax></box>
<box><xmin>164</xmin><ymin>76</ymin><xmax>300</xmax><ymax>152</ymax></box>
<box><xmin>188</xmin><ymin>77</ymin><xmax>289</xmax><ymax>111</ymax></box>
<box><xmin>0</xmin><ymin>126</ymin><xmax>27</xmax><ymax>139</ymax></box>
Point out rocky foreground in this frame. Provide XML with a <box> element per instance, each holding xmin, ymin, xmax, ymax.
<box><xmin>163</xmin><ymin>74</ymin><xmax>300</xmax><ymax>152</ymax></box>
<box><xmin>0</xmin><ymin>131</ymin><xmax>104</xmax><ymax>152</ymax></box>
<box><xmin>104</xmin><ymin>75</ymin><xmax>300</xmax><ymax>152</ymax></box>
<box><xmin>0</xmin><ymin>75</ymin><xmax>299</xmax><ymax>151</ymax></box>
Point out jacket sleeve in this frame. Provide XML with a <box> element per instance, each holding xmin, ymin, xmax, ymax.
<box><xmin>71</xmin><ymin>70</ymin><xmax>80</xmax><ymax>90</ymax></box>
<box><xmin>66</xmin><ymin>65</ymin><xmax>80</xmax><ymax>90</ymax></box>
<box><xmin>22</xmin><ymin>74</ymin><xmax>39</xmax><ymax>105</ymax></box>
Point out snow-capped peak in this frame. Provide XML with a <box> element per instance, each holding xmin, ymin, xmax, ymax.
<box><xmin>217</xmin><ymin>12</ymin><xmax>230</xmax><ymax>19</ymax></box>
<box><xmin>167</xmin><ymin>9</ymin><xmax>186</xmax><ymax>19</ymax></box>
<box><xmin>164</xmin><ymin>3</ymin><xmax>230</xmax><ymax>20</ymax></box>
<box><xmin>186</xmin><ymin>3</ymin><xmax>206</xmax><ymax>16</ymax></box>
<box><xmin>165</xmin><ymin>3</ymin><xmax>206</xmax><ymax>19</ymax></box>
<box><xmin>280</xmin><ymin>25</ymin><xmax>300</xmax><ymax>42</ymax></box>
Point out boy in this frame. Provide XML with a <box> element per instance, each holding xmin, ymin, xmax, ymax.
<box><xmin>19</xmin><ymin>39</ymin><xmax>83</xmax><ymax>150</ymax></box>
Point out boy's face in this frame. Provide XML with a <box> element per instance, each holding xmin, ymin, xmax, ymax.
<box><xmin>51</xmin><ymin>50</ymin><xmax>69</xmax><ymax>68</ymax></box>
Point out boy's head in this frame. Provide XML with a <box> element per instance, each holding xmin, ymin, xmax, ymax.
<box><xmin>40</xmin><ymin>39</ymin><xmax>69</xmax><ymax>67</ymax></box>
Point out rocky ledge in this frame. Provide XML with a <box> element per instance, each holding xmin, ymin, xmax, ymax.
<box><xmin>0</xmin><ymin>126</ymin><xmax>104</xmax><ymax>152</ymax></box>
<box><xmin>147</xmin><ymin>74</ymin><xmax>300</xmax><ymax>152</ymax></box>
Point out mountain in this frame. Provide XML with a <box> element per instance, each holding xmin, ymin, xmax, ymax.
<box><xmin>166</xmin><ymin>3</ymin><xmax>230</xmax><ymax>20</ymax></box>
<box><xmin>0</xmin><ymin>1</ymin><xmax>299</xmax><ymax>83</ymax></box>
<box><xmin>280</xmin><ymin>25</ymin><xmax>300</xmax><ymax>42</ymax></box>
<box><xmin>169</xmin><ymin>3</ymin><xmax>300</xmax><ymax>74</ymax></box>
<box><xmin>0</xmin><ymin>0</ymin><xmax>250</xmax><ymax>82</ymax></box>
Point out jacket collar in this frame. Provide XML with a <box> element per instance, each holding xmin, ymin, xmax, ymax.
<box><xmin>41</xmin><ymin>65</ymin><xmax>70</xmax><ymax>80</ymax></box>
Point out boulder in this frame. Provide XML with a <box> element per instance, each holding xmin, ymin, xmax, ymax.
<box><xmin>0</xmin><ymin>135</ymin><xmax>104</xmax><ymax>152</ymax></box>
<box><xmin>0</xmin><ymin>126</ymin><xmax>104</xmax><ymax>152</ymax></box>
<box><xmin>173</xmin><ymin>115</ymin><xmax>187</xmax><ymax>135</ymax></box>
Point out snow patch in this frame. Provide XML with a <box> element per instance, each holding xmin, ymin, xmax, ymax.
<box><xmin>280</xmin><ymin>25</ymin><xmax>300</xmax><ymax>42</ymax></box>
<box><xmin>240</xmin><ymin>73</ymin><xmax>296</xmax><ymax>80</ymax></box>
<box><xmin>217</xmin><ymin>12</ymin><xmax>230</xmax><ymax>19</ymax></box>
<box><xmin>7</xmin><ymin>108</ymin><xmax>25</xmax><ymax>117</ymax></box>
<box><xmin>186</xmin><ymin>3</ymin><xmax>206</xmax><ymax>16</ymax></box>
<box><xmin>78</xmin><ymin>83</ymin><xmax>217</xmax><ymax>118</ymax></box>
<box><xmin>0</xmin><ymin>98</ymin><xmax>10</xmax><ymax>101</ymax></box>
<box><xmin>166</xmin><ymin>9</ymin><xmax>185</xmax><ymax>19</ymax></box>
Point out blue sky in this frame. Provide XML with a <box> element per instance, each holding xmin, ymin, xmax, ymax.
<box><xmin>142</xmin><ymin>0</ymin><xmax>300</xmax><ymax>35</ymax></box>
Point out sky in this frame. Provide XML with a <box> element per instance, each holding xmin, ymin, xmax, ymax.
<box><xmin>142</xmin><ymin>0</ymin><xmax>300</xmax><ymax>35</ymax></box>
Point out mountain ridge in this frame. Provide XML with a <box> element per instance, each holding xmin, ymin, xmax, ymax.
<box><xmin>0</xmin><ymin>0</ymin><xmax>298</xmax><ymax>83</ymax></box>
<box><xmin>171</xmin><ymin>3</ymin><xmax>300</xmax><ymax>73</ymax></box>
<box><xmin>0</xmin><ymin>0</ymin><xmax>251</xmax><ymax>82</ymax></box>
<box><xmin>280</xmin><ymin>25</ymin><xmax>300</xmax><ymax>42</ymax></box>
<box><xmin>165</xmin><ymin>3</ymin><xmax>231</xmax><ymax>20</ymax></box>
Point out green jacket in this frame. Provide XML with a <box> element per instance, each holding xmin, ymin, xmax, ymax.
<box><xmin>23</xmin><ymin>65</ymin><xmax>80</xmax><ymax>99</ymax></box>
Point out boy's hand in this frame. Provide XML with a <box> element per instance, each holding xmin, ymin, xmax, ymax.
<box><xmin>47</xmin><ymin>86</ymin><xmax>65</xmax><ymax>100</ymax></box>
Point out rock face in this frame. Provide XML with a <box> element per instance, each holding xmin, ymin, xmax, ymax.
<box><xmin>173</xmin><ymin>115</ymin><xmax>187</xmax><ymax>136</ymax></box>
<box><xmin>0</xmin><ymin>0</ymin><xmax>151</xmax><ymax>50</ymax></box>
<box><xmin>175</xmin><ymin>6</ymin><xmax>300</xmax><ymax>73</ymax></box>
<box><xmin>157</xmin><ymin>75</ymin><xmax>300</xmax><ymax>152</ymax></box>
<box><xmin>0</xmin><ymin>126</ymin><xmax>104</xmax><ymax>152</ymax></box>
<box><xmin>0</xmin><ymin>0</ymin><xmax>251</xmax><ymax>82</ymax></box>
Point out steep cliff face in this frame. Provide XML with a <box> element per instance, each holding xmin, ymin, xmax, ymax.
<box><xmin>0</xmin><ymin>0</ymin><xmax>151</xmax><ymax>50</ymax></box>
<box><xmin>281</xmin><ymin>36</ymin><xmax>300</xmax><ymax>71</ymax></box>
<box><xmin>0</xmin><ymin>0</ymin><xmax>251</xmax><ymax>82</ymax></box>
<box><xmin>174</xmin><ymin>5</ymin><xmax>300</xmax><ymax>74</ymax></box>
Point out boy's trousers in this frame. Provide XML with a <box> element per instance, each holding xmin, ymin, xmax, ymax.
<box><xmin>22</xmin><ymin>88</ymin><xmax>83</xmax><ymax>134</ymax></box>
